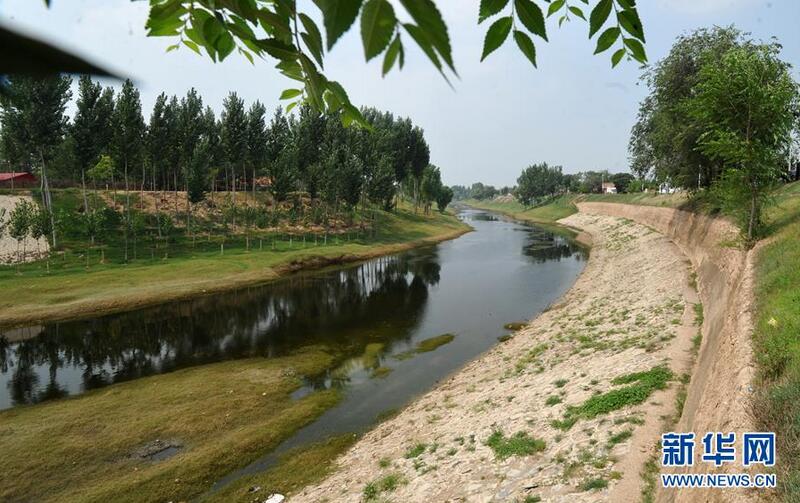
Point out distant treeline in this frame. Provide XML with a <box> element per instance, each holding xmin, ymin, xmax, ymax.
<box><xmin>452</xmin><ymin>168</ymin><xmax>636</xmax><ymax>203</ymax></box>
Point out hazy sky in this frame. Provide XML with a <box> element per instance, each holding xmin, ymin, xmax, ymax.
<box><xmin>2</xmin><ymin>0</ymin><xmax>799</xmax><ymax>186</ymax></box>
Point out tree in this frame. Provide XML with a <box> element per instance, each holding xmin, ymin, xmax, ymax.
<box><xmin>628</xmin><ymin>27</ymin><xmax>744</xmax><ymax>188</ymax></box>
<box><xmin>515</xmin><ymin>163</ymin><xmax>563</xmax><ymax>206</ymax></box>
<box><xmin>0</xmin><ymin>75</ymin><xmax>71</xmax><ymax>248</ymax></box>
<box><xmin>420</xmin><ymin>164</ymin><xmax>443</xmax><ymax>214</ymax></box>
<box><xmin>221</xmin><ymin>91</ymin><xmax>248</xmax><ymax>201</ymax></box>
<box><xmin>187</xmin><ymin>138</ymin><xmax>210</xmax><ymax>204</ymax></box>
<box><xmin>8</xmin><ymin>199</ymin><xmax>33</xmax><ymax>263</ymax></box>
<box><xmin>143</xmin><ymin>0</ymin><xmax>647</xmax><ymax>127</ymax></box>
<box><xmin>111</xmin><ymin>79</ymin><xmax>146</xmax><ymax>262</ymax></box>
<box><xmin>688</xmin><ymin>44</ymin><xmax>799</xmax><ymax>241</ymax></box>
<box><xmin>72</xmin><ymin>76</ymin><xmax>106</xmax><ymax>210</ymax></box>
<box><xmin>611</xmin><ymin>172</ymin><xmax>635</xmax><ymax>193</ymax></box>
<box><xmin>178</xmin><ymin>89</ymin><xmax>204</xmax><ymax>214</ymax></box>
<box><xmin>146</xmin><ymin>93</ymin><xmax>172</xmax><ymax>198</ymax></box>
<box><xmin>436</xmin><ymin>186</ymin><xmax>454</xmax><ymax>213</ymax></box>
<box><xmin>246</xmin><ymin>100</ymin><xmax>269</xmax><ymax>197</ymax></box>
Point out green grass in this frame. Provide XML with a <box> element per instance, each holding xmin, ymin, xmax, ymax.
<box><xmin>545</xmin><ymin>395</ymin><xmax>563</xmax><ymax>406</ymax></box>
<box><xmin>578</xmin><ymin>477</ymin><xmax>609</xmax><ymax>491</ymax></box>
<box><xmin>0</xmin><ymin>190</ymin><xmax>469</xmax><ymax>327</ymax></box>
<box><xmin>362</xmin><ymin>473</ymin><xmax>405</xmax><ymax>501</ymax></box>
<box><xmin>0</xmin><ymin>346</ymin><xmax>344</xmax><ymax>503</ymax></box>
<box><xmin>553</xmin><ymin>366</ymin><xmax>673</xmax><ymax>430</ymax></box>
<box><xmin>485</xmin><ymin>430</ymin><xmax>546</xmax><ymax>460</ymax></box>
<box><xmin>404</xmin><ymin>443</ymin><xmax>427</xmax><ymax>459</ymax></box>
<box><xmin>464</xmin><ymin>194</ymin><xmax>578</xmax><ymax>224</ymax></box>
<box><xmin>751</xmin><ymin>181</ymin><xmax>800</xmax><ymax>500</ymax></box>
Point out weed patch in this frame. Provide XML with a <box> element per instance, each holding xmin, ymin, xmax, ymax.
<box><xmin>485</xmin><ymin>430</ymin><xmax>546</xmax><ymax>460</ymax></box>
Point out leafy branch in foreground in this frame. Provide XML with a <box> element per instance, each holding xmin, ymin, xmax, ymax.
<box><xmin>144</xmin><ymin>0</ymin><xmax>647</xmax><ymax>126</ymax></box>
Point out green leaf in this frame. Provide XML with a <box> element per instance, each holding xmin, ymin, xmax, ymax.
<box><xmin>588</xmin><ymin>0</ymin><xmax>612</xmax><ymax>38</ymax></box>
<box><xmin>239</xmin><ymin>47</ymin><xmax>255</xmax><ymax>64</ymax></box>
<box><xmin>360</xmin><ymin>0</ymin><xmax>397</xmax><ymax>61</ymax></box>
<box><xmin>382</xmin><ymin>34</ymin><xmax>402</xmax><ymax>76</ymax></box>
<box><xmin>402</xmin><ymin>23</ymin><xmax>441</xmax><ymax>71</ymax></box>
<box><xmin>166</xmin><ymin>43</ymin><xmax>179</xmax><ymax>53</ymax></box>
<box><xmin>481</xmin><ymin>16</ymin><xmax>512</xmax><ymax>61</ymax></box>
<box><xmin>593</xmin><ymin>26</ymin><xmax>620</xmax><ymax>55</ymax></box>
<box><xmin>299</xmin><ymin>54</ymin><xmax>326</xmax><ymax>110</ymax></box>
<box><xmin>183</xmin><ymin>39</ymin><xmax>201</xmax><ymax>55</ymax></box>
<box><xmin>398</xmin><ymin>0</ymin><xmax>455</xmax><ymax>73</ymax></box>
<box><xmin>316</xmin><ymin>0</ymin><xmax>363</xmax><ymax>50</ymax></box>
<box><xmin>568</xmin><ymin>6</ymin><xmax>585</xmax><ymax>20</ymax></box>
<box><xmin>299</xmin><ymin>13</ymin><xmax>325</xmax><ymax>67</ymax></box>
<box><xmin>514</xmin><ymin>0</ymin><xmax>547</xmax><ymax>41</ymax></box>
<box><xmin>286</xmin><ymin>100</ymin><xmax>299</xmax><ymax>113</ymax></box>
<box><xmin>513</xmin><ymin>30</ymin><xmax>537</xmax><ymax>67</ymax></box>
<box><xmin>611</xmin><ymin>47</ymin><xmax>625</xmax><ymax>67</ymax></box>
<box><xmin>216</xmin><ymin>31</ymin><xmax>236</xmax><ymax>61</ymax></box>
<box><xmin>623</xmin><ymin>37</ymin><xmax>647</xmax><ymax>62</ymax></box>
<box><xmin>280</xmin><ymin>88</ymin><xmax>303</xmax><ymax>99</ymax></box>
<box><xmin>478</xmin><ymin>0</ymin><xmax>510</xmax><ymax>24</ymax></box>
<box><xmin>547</xmin><ymin>0</ymin><xmax>565</xmax><ymax>18</ymax></box>
<box><xmin>255</xmin><ymin>38</ymin><xmax>298</xmax><ymax>60</ymax></box>
<box><xmin>617</xmin><ymin>8</ymin><xmax>645</xmax><ymax>42</ymax></box>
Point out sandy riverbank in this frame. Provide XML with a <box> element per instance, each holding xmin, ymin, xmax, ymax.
<box><xmin>293</xmin><ymin>212</ymin><xmax>698</xmax><ymax>502</ymax></box>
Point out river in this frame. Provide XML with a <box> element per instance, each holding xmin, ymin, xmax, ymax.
<box><xmin>0</xmin><ymin>209</ymin><xmax>587</xmax><ymax>485</ymax></box>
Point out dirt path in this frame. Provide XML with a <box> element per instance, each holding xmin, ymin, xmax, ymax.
<box><xmin>293</xmin><ymin>213</ymin><xmax>697</xmax><ymax>503</ymax></box>
<box><xmin>0</xmin><ymin>194</ymin><xmax>49</xmax><ymax>264</ymax></box>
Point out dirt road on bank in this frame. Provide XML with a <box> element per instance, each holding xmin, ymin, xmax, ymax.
<box><xmin>293</xmin><ymin>213</ymin><xmax>699</xmax><ymax>502</ymax></box>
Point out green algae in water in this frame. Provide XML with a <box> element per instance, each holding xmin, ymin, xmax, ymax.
<box><xmin>503</xmin><ymin>321</ymin><xmax>528</xmax><ymax>331</ymax></box>
<box><xmin>370</xmin><ymin>366</ymin><xmax>393</xmax><ymax>379</ymax></box>
<box><xmin>394</xmin><ymin>333</ymin><xmax>456</xmax><ymax>360</ymax></box>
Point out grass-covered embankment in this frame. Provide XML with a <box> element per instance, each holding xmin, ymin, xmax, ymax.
<box><xmin>0</xmin><ymin>346</ymin><xmax>345</xmax><ymax>503</ymax></box>
<box><xmin>463</xmin><ymin>194</ymin><xmax>578</xmax><ymax>224</ymax></box>
<box><xmin>0</xmin><ymin>191</ymin><xmax>469</xmax><ymax>328</ymax></box>
<box><xmin>751</xmin><ymin>181</ymin><xmax>800</xmax><ymax>499</ymax></box>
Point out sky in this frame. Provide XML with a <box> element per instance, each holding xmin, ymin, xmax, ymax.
<box><xmin>2</xmin><ymin>0</ymin><xmax>800</xmax><ymax>186</ymax></box>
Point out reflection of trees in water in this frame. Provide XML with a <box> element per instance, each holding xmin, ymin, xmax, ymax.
<box><xmin>0</xmin><ymin>251</ymin><xmax>441</xmax><ymax>407</ymax></box>
<box><xmin>522</xmin><ymin>230</ymin><xmax>586</xmax><ymax>264</ymax></box>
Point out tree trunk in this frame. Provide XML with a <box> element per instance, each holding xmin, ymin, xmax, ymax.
<box><xmin>39</xmin><ymin>150</ymin><xmax>57</xmax><ymax>249</ymax></box>
<box><xmin>124</xmin><ymin>158</ymin><xmax>130</xmax><ymax>263</ymax></box>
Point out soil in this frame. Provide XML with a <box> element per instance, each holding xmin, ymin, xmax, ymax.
<box><xmin>293</xmin><ymin>213</ymin><xmax>698</xmax><ymax>502</ymax></box>
<box><xmin>0</xmin><ymin>195</ymin><xmax>50</xmax><ymax>264</ymax></box>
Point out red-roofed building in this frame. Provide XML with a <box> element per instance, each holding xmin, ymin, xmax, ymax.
<box><xmin>0</xmin><ymin>172</ymin><xmax>36</xmax><ymax>188</ymax></box>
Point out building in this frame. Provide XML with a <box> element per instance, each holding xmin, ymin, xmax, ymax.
<box><xmin>0</xmin><ymin>172</ymin><xmax>37</xmax><ymax>188</ymax></box>
<box><xmin>601</xmin><ymin>182</ymin><xmax>617</xmax><ymax>194</ymax></box>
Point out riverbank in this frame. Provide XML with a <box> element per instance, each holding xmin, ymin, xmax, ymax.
<box><xmin>0</xmin><ymin>205</ymin><xmax>469</xmax><ymax>329</ymax></box>
<box><xmin>0</xmin><ymin>345</ymin><xmax>347</xmax><ymax>503</ymax></box>
<box><xmin>290</xmin><ymin>211</ymin><xmax>698</xmax><ymax>502</ymax></box>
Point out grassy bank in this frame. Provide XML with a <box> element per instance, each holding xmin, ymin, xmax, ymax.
<box><xmin>0</xmin><ymin>346</ymin><xmax>343</xmax><ymax>502</ymax></box>
<box><xmin>463</xmin><ymin>195</ymin><xmax>578</xmax><ymax>224</ymax></box>
<box><xmin>751</xmin><ymin>181</ymin><xmax>800</xmax><ymax>499</ymax></box>
<box><xmin>0</xmin><ymin>194</ymin><xmax>469</xmax><ymax>328</ymax></box>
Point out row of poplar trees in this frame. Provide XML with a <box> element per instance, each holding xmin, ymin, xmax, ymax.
<box><xmin>0</xmin><ymin>75</ymin><xmax>444</xmax><ymax>249</ymax></box>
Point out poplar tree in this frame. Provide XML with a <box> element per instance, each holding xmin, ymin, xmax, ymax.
<box><xmin>0</xmin><ymin>75</ymin><xmax>71</xmax><ymax>248</ymax></box>
<box><xmin>111</xmin><ymin>79</ymin><xmax>146</xmax><ymax>262</ymax></box>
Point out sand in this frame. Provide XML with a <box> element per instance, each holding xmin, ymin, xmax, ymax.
<box><xmin>292</xmin><ymin>212</ymin><xmax>698</xmax><ymax>503</ymax></box>
<box><xmin>0</xmin><ymin>195</ymin><xmax>49</xmax><ymax>264</ymax></box>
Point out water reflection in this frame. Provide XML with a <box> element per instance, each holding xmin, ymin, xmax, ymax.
<box><xmin>0</xmin><ymin>254</ymin><xmax>440</xmax><ymax>409</ymax></box>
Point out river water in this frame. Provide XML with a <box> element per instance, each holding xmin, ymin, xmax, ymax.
<box><xmin>0</xmin><ymin>209</ymin><xmax>587</xmax><ymax>480</ymax></box>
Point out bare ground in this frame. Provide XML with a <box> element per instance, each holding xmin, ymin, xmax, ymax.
<box><xmin>0</xmin><ymin>194</ymin><xmax>49</xmax><ymax>264</ymax></box>
<box><xmin>293</xmin><ymin>213</ymin><xmax>698</xmax><ymax>503</ymax></box>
